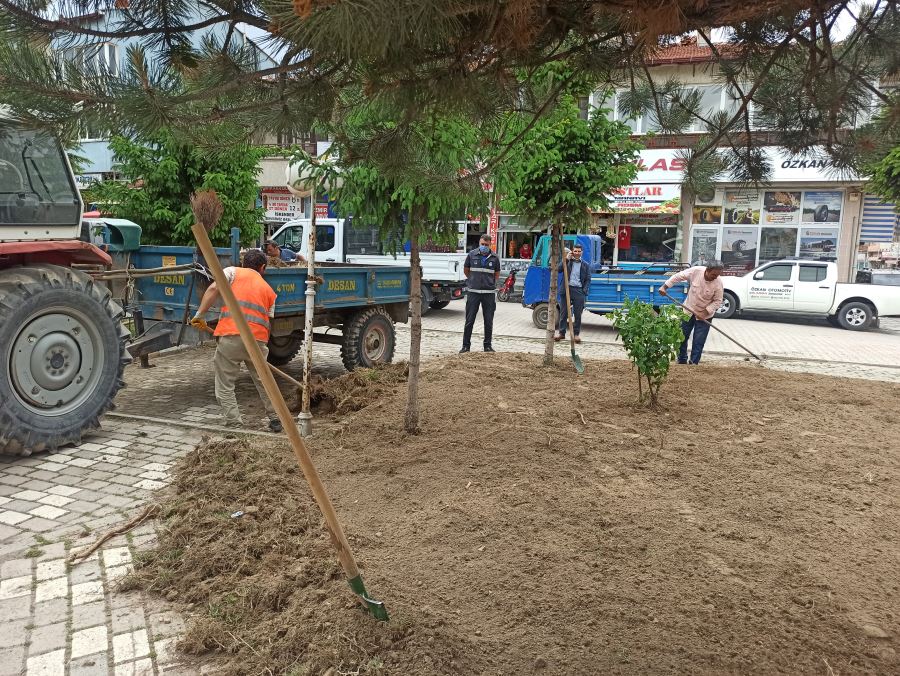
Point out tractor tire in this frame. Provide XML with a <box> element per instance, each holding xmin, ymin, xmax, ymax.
<box><xmin>340</xmin><ymin>307</ymin><xmax>396</xmax><ymax>371</ymax></box>
<box><xmin>0</xmin><ymin>265</ymin><xmax>130</xmax><ymax>456</ymax></box>
<box><xmin>532</xmin><ymin>302</ymin><xmax>550</xmax><ymax>329</ymax></box>
<box><xmin>429</xmin><ymin>300</ymin><xmax>450</xmax><ymax>310</ymax></box>
<box><xmin>716</xmin><ymin>291</ymin><xmax>738</xmax><ymax>319</ymax></box>
<box><xmin>267</xmin><ymin>333</ymin><xmax>302</xmax><ymax>366</ymax></box>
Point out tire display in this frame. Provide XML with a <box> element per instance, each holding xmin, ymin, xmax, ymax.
<box><xmin>0</xmin><ymin>265</ymin><xmax>130</xmax><ymax>456</ymax></box>
<box><xmin>340</xmin><ymin>307</ymin><xmax>396</xmax><ymax>370</ymax></box>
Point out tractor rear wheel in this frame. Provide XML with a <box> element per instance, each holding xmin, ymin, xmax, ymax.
<box><xmin>0</xmin><ymin>265</ymin><xmax>130</xmax><ymax>456</ymax></box>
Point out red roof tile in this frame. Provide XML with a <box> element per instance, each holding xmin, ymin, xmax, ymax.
<box><xmin>645</xmin><ymin>43</ymin><xmax>742</xmax><ymax>65</ymax></box>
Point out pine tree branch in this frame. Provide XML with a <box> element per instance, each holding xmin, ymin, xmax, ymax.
<box><xmin>0</xmin><ymin>0</ymin><xmax>269</xmax><ymax>38</ymax></box>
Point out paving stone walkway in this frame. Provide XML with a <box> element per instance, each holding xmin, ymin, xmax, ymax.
<box><xmin>0</xmin><ymin>419</ymin><xmax>203</xmax><ymax>676</ymax></box>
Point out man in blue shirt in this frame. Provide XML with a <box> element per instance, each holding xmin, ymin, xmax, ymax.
<box><xmin>265</xmin><ymin>240</ymin><xmax>306</xmax><ymax>264</ymax></box>
<box><xmin>461</xmin><ymin>233</ymin><xmax>501</xmax><ymax>353</ymax></box>
<box><xmin>555</xmin><ymin>243</ymin><xmax>591</xmax><ymax>343</ymax></box>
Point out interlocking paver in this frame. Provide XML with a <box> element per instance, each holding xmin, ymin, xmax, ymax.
<box><xmin>34</xmin><ymin>577</ymin><xmax>68</xmax><ymax>603</ymax></box>
<box><xmin>112</xmin><ymin>629</ymin><xmax>150</xmax><ymax>664</ymax></box>
<box><xmin>27</xmin><ymin>621</ymin><xmax>67</xmax><ymax>654</ymax></box>
<box><xmin>25</xmin><ymin>647</ymin><xmax>65</xmax><ymax>676</ymax></box>
<box><xmin>32</xmin><ymin>599</ymin><xmax>67</xmax><ymax>627</ymax></box>
<box><xmin>0</xmin><ymin>619</ymin><xmax>27</xmax><ymax>647</ymax></box>
<box><xmin>35</xmin><ymin>559</ymin><xmax>65</xmax><ymax>582</ymax></box>
<box><xmin>72</xmin><ymin>581</ymin><xmax>105</xmax><ymax>605</ymax></box>
<box><xmin>72</xmin><ymin>600</ymin><xmax>108</xmax><ymax>630</ymax></box>
<box><xmin>0</xmin><ymin>645</ymin><xmax>26</xmax><ymax>676</ymax></box>
<box><xmin>71</xmin><ymin>626</ymin><xmax>110</xmax><ymax>659</ymax></box>
<box><xmin>0</xmin><ymin>575</ymin><xmax>31</xmax><ymax>599</ymax></box>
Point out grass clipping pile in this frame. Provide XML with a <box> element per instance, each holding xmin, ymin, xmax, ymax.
<box><xmin>132</xmin><ymin>353</ymin><xmax>900</xmax><ymax>675</ymax></box>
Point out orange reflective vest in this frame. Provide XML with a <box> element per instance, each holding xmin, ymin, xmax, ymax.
<box><xmin>213</xmin><ymin>268</ymin><xmax>277</xmax><ymax>343</ymax></box>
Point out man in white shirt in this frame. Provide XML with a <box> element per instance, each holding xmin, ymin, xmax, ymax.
<box><xmin>660</xmin><ymin>260</ymin><xmax>724</xmax><ymax>364</ymax></box>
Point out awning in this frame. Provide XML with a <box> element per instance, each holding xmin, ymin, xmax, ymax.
<box><xmin>861</xmin><ymin>195</ymin><xmax>898</xmax><ymax>243</ymax></box>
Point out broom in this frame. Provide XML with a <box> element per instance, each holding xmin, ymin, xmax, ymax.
<box><xmin>190</xmin><ymin>190</ymin><xmax>389</xmax><ymax>621</ymax></box>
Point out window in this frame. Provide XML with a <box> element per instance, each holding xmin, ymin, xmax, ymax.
<box><xmin>316</xmin><ymin>225</ymin><xmax>336</xmax><ymax>251</ymax></box>
<box><xmin>0</xmin><ymin>128</ymin><xmax>81</xmax><ymax>228</ymax></box>
<box><xmin>754</xmin><ymin>263</ymin><xmax>794</xmax><ymax>281</ymax></box>
<box><xmin>64</xmin><ymin>43</ymin><xmax>119</xmax><ymax>77</ymax></box>
<box><xmin>345</xmin><ymin>224</ymin><xmax>382</xmax><ymax>255</ymax></box>
<box><xmin>274</xmin><ymin>226</ymin><xmax>303</xmax><ymax>251</ymax></box>
<box><xmin>799</xmin><ymin>265</ymin><xmax>828</xmax><ymax>282</ymax></box>
<box><xmin>759</xmin><ymin>228</ymin><xmax>798</xmax><ymax>263</ymax></box>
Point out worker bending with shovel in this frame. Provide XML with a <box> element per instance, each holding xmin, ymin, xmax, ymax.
<box><xmin>660</xmin><ymin>260</ymin><xmax>724</xmax><ymax>365</ymax></box>
<box><xmin>191</xmin><ymin>249</ymin><xmax>282</xmax><ymax>432</ymax></box>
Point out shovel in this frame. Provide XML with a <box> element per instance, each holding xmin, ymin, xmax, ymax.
<box><xmin>561</xmin><ymin>258</ymin><xmax>585</xmax><ymax>374</ymax></box>
<box><xmin>664</xmin><ymin>294</ymin><xmax>763</xmax><ymax>363</ymax></box>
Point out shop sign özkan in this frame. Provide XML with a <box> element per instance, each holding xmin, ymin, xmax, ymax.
<box><xmin>607</xmin><ymin>183</ymin><xmax>681</xmax><ymax>214</ymax></box>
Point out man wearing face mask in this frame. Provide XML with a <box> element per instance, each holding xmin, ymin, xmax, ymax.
<box><xmin>461</xmin><ymin>233</ymin><xmax>501</xmax><ymax>353</ymax></box>
<box><xmin>555</xmin><ymin>242</ymin><xmax>591</xmax><ymax>343</ymax></box>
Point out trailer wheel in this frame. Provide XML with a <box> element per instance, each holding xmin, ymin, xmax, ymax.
<box><xmin>267</xmin><ymin>333</ymin><xmax>302</xmax><ymax>366</ymax></box>
<box><xmin>532</xmin><ymin>302</ymin><xmax>549</xmax><ymax>329</ymax></box>
<box><xmin>0</xmin><ymin>265</ymin><xmax>130</xmax><ymax>456</ymax></box>
<box><xmin>341</xmin><ymin>307</ymin><xmax>396</xmax><ymax>370</ymax></box>
<box><xmin>429</xmin><ymin>300</ymin><xmax>450</xmax><ymax>310</ymax></box>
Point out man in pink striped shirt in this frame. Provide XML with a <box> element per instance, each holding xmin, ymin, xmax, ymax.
<box><xmin>660</xmin><ymin>261</ymin><xmax>724</xmax><ymax>364</ymax></box>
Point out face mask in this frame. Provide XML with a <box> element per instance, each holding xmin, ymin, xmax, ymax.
<box><xmin>479</xmin><ymin>245</ymin><xmax>490</xmax><ymax>254</ymax></box>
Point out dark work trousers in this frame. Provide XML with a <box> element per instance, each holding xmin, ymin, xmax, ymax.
<box><xmin>557</xmin><ymin>287</ymin><xmax>586</xmax><ymax>336</ymax></box>
<box><xmin>679</xmin><ymin>315</ymin><xmax>713</xmax><ymax>364</ymax></box>
<box><xmin>462</xmin><ymin>292</ymin><xmax>496</xmax><ymax>349</ymax></box>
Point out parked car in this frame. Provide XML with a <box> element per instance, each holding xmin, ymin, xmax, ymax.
<box><xmin>717</xmin><ymin>260</ymin><xmax>900</xmax><ymax>330</ymax></box>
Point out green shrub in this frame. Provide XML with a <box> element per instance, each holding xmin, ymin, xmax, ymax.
<box><xmin>607</xmin><ymin>298</ymin><xmax>687</xmax><ymax>408</ymax></box>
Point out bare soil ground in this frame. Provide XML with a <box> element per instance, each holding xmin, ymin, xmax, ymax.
<box><xmin>130</xmin><ymin>354</ymin><xmax>900</xmax><ymax>675</ymax></box>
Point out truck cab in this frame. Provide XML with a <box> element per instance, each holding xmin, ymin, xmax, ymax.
<box><xmin>271</xmin><ymin>218</ymin><xmax>467</xmax><ymax>311</ymax></box>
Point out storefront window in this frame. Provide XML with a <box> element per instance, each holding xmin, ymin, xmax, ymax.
<box><xmin>690</xmin><ymin>227</ymin><xmax>719</xmax><ymax>265</ymax></box>
<box><xmin>720</xmin><ymin>227</ymin><xmax>759</xmax><ymax>275</ymax></box>
<box><xmin>499</xmin><ymin>231</ymin><xmax>538</xmax><ymax>260</ymax></box>
<box><xmin>799</xmin><ymin>227</ymin><xmax>839</xmax><ymax>261</ymax></box>
<box><xmin>758</xmin><ymin>227</ymin><xmax>798</xmax><ymax>263</ymax></box>
<box><xmin>618</xmin><ymin>225</ymin><xmax>677</xmax><ymax>262</ymax></box>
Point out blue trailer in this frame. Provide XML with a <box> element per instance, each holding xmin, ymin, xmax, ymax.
<box><xmin>105</xmin><ymin>227</ymin><xmax>411</xmax><ymax>370</ymax></box>
<box><xmin>522</xmin><ymin>234</ymin><xmax>689</xmax><ymax>328</ymax></box>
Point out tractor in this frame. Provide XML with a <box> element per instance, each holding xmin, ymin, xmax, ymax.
<box><xmin>0</xmin><ymin>124</ymin><xmax>130</xmax><ymax>456</ymax></box>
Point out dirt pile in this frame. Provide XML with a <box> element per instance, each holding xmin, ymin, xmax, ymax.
<box><xmin>134</xmin><ymin>353</ymin><xmax>900</xmax><ymax>674</ymax></box>
<box><xmin>306</xmin><ymin>362</ymin><xmax>408</xmax><ymax>416</ymax></box>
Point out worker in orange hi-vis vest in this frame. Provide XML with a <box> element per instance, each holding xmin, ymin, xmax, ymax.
<box><xmin>190</xmin><ymin>249</ymin><xmax>282</xmax><ymax>432</ymax></box>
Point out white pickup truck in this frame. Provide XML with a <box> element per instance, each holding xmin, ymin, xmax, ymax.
<box><xmin>717</xmin><ymin>260</ymin><xmax>900</xmax><ymax>330</ymax></box>
<box><xmin>271</xmin><ymin>218</ymin><xmax>467</xmax><ymax>313</ymax></box>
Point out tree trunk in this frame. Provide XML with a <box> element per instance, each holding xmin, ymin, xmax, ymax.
<box><xmin>544</xmin><ymin>223</ymin><xmax>561</xmax><ymax>366</ymax></box>
<box><xmin>404</xmin><ymin>216</ymin><xmax>423</xmax><ymax>434</ymax></box>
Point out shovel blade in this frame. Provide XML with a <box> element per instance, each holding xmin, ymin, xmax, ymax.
<box><xmin>348</xmin><ymin>574</ymin><xmax>390</xmax><ymax>622</ymax></box>
<box><xmin>571</xmin><ymin>350</ymin><xmax>585</xmax><ymax>374</ymax></box>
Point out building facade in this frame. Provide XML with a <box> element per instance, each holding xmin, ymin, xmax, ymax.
<box><xmin>588</xmin><ymin>41</ymin><xmax>898</xmax><ymax>282</ymax></box>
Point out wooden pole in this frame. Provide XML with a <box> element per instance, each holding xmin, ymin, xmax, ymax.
<box><xmin>189</xmin><ymin>220</ymin><xmax>387</xmax><ymax>620</ymax></box>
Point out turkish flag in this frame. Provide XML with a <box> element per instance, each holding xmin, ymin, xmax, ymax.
<box><xmin>618</xmin><ymin>225</ymin><xmax>632</xmax><ymax>250</ymax></box>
